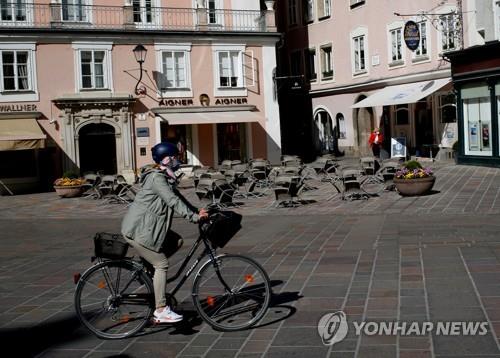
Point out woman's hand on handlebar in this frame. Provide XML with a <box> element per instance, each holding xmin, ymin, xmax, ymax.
<box><xmin>198</xmin><ymin>208</ymin><xmax>209</xmax><ymax>220</ymax></box>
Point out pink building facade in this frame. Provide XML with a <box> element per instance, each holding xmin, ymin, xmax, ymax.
<box><xmin>278</xmin><ymin>0</ymin><xmax>483</xmax><ymax>159</ymax></box>
<box><xmin>0</xmin><ymin>0</ymin><xmax>281</xmax><ymax>193</ymax></box>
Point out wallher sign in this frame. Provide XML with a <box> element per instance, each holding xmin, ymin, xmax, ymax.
<box><xmin>403</xmin><ymin>21</ymin><xmax>420</xmax><ymax>51</ymax></box>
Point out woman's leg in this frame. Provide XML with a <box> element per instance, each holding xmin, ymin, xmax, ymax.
<box><xmin>124</xmin><ymin>237</ymin><xmax>168</xmax><ymax>309</ymax></box>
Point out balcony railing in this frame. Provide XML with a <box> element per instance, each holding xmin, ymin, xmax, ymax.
<box><xmin>0</xmin><ymin>3</ymin><xmax>272</xmax><ymax>32</ymax></box>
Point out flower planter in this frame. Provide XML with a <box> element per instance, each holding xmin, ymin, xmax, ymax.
<box><xmin>393</xmin><ymin>176</ymin><xmax>436</xmax><ymax>196</ymax></box>
<box><xmin>53</xmin><ymin>185</ymin><xmax>84</xmax><ymax>198</ymax></box>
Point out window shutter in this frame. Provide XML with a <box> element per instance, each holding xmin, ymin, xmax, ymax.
<box><xmin>243</xmin><ymin>50</ymin><xmax>256</xmax><ymax>88</ymax></box>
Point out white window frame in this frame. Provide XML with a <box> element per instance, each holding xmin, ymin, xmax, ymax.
<box><xmin>0</xmin><ymin>0</ymin><xmax>34</xmax><ymax>26</ymax></box>
<box><xmin>436</xmin><ymin>5</ymin><xmax>458</xmax><ymax>53</ymax></box>
<box><xmin>351</xmin><ymin>27</ymin><xmax>368</xmax><ymax>76</ymax></box>
<box><xmin>0</xmin><ymin>43</ymin><xmax>38</xmax><ymax>102</ymax></box>
<box><xmin>212</xmin><ymin>44</ymin><xmax>246</xmax><ymax>97</ymax></box>
<box><xmin>61</xmin><ymin>0</ymin><xmax>92</xmax><ymax>23</ymax></box>
<box><xmin>350</xmin><ymin>0</ymin><xmax>365</xmax><ymax>9</ymax></box>
<box><xmin>155</xmin><ymin>43</ymin><xmax>192</xmax><ymax>98</ymax></box>
<box><xmin>132</xmin><ymin>0</ymin><xmax>161</xmax><ymax>28</ymax></box>
<box><xmin>411</xmin><ymin>19</ymin><xmax>431</xmax><ymax>63</ymax></box>
<box><xmin>72</xmin><ymin>42</ymin><xmax>113</xmax><ymax>93</ymax></box>
<box><xmin>324</xmin><ymin>0</ymin><xmax>331</xmax><ymax>18</ymax></box>
<box><xmin>387</xmin><ymin>21</ymin><xmax>405</xmax><ymax>67</ymax></box>
<box><xmin>288</xmin><ymin>0</ymin><xmax>298</xmax><ymax>26</ymax></box>
<box><xmin>319</xmin><ymin>43</ymin><xmax>333</xmax><ymax>81</ymax></box>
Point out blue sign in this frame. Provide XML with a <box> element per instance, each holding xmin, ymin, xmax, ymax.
<box><xmin>136</xmin><ymin>127</ymin><xmax>150</xmax><ymax>137</ymax></box>
<box><xmin>404</xmin><ymin>21</ymin><xmax>420</xmax><ymax>51</ymax></box>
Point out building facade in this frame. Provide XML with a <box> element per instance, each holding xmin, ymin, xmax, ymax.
<box><xmin>446</xmin><ymin>1</ymin><xmax>500</xmax><ymax>166</ymax></box>
<box><xmin>276</xmin><ymin>0</ymin><xmax>483</xmax><ymax>159</ymax></box>
<box><xmin>0</xmin><ymin>0</ymin><xmax>281</xmax><ymax>193</ymax></box>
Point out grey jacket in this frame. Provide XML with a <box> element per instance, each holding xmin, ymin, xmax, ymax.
<box><xmin>121</xmin><ymin>165</ymin><xmax>199</xmax><ymax>252</ymax></box>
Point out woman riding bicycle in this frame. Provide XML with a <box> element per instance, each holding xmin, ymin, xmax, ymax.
<box><xmin>121</xmin><ymin>141</ymin><xmax>208</xmax><ymax>324</ymax></box>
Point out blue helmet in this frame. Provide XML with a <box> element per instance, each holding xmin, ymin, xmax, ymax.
<box><xmin>151</xmin><ymin>142</ymin><xmax>178</xmax><ymax>163</ymax></box>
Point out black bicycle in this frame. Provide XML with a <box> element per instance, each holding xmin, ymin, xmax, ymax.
<box><xmin>74</xmin><ymin>210</ymin><xmax>271</xmax><ymax>339</ymax></box>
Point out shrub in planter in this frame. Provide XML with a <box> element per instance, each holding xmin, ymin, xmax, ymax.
<box><xmin>393</xmin><ymin>161</ymin><xmax>435</xmax><ymax>196</ymax></box>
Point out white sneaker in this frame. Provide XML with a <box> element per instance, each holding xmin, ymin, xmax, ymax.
<box><xmin>153</xmin><ymin>307</ymin><xmax>183</xmax><ymax>323</ymax></box>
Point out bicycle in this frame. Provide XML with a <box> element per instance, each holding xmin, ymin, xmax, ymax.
<box><xmin>74</xmin><ymin>209</ymin><xmax>272</xmax><ymax>339</ymax></box>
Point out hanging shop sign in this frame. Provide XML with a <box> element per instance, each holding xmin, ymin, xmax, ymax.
<box><xmin>158</xmin><ymin>98</ymin><xmax>194</xmax><ymax>107</ymax></box>
<box><xmin>403</xmin><ymin>21</ymin><xmax>420</xmax><ymax>51</ymax></box>
<box><xmin>0</xmin><ymin>103</ymin><xmax>38</xmax><ymax>112</ymax></box>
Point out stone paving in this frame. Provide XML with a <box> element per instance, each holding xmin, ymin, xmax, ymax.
<box><xmin>1</xmin><ymin>163</ymin><xmax>500</xmax><ymax>357</ymax></box>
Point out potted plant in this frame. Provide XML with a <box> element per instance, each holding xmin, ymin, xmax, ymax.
<box><xmin>53</xmin><ymin>171</ymin><xmax>86</xmax><ymax>198</ymax></box>
<box><xmin>393</xmin><ymin>160</ymin><xmax>435</xmax><ymax>196</ymax></box>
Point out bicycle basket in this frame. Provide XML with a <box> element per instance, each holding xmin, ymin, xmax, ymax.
<box><xmin>93</xmin><ymin>232</ymin><xmax>129</xmax><ymax>259</ymax></box>
<box><xmin>203</xmin><ymin>211</ymin><xmax>242</xmax><ymax>248</ymax></box>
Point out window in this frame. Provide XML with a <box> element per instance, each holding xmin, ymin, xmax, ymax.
<box><xmin>305</xmin><ymin>48</ymin><xmax>317</xmax><ymax>81</ymax></box>
<box><xmin>462</xmin><ymin>83</ymin><xmax>491</xmax><ymax>155</ymax></box>
<box><xmin>439</xmin><ymin>93</ymin><xmax>457</xmax><ymax>123</ymax></box>
<box><xmin>0</xmin><ymin>44</ymin><xmax>37</xmax><ymax>101</ymax></box>
<box><xmin>73</xmin><ymin>43</ymin><xmax>112</xmax><ymax>92</ymax></box>
<box><xmin>318</xmin><ymin>0</ymin><xmax>331</xmax><ymax>19</ymax></box>
<box><xmin>395</xmin><ymin>104</ymin><xmax>409</xmax><ymax>125</ymax></box>
<box><xmin>350</xmin><ymin>0</ymin><xmax>365</xmax><ymax>9</ymax></box>
<box><xmin>389</xmin><ymin>28</ymin><xmax>403</xmax><ymax>64</ymax></box>
<box><xmin>218</xmin><ymin>51</ymin><xmax>241</xmax><ymax>87</ymax></box>
<box><xmin>303</xmin><ymin>0</ymin><xmax>314</xmax><ymax>23</ymax></box>
<box><xmin>440</xmin><ymin>13</ymin><xmax>458</xmax><ymax>52</ymax></box>
<box><xmin>162</xmin><ymin>52</ymin><xmax>187</xmax><ymax>89</ymax></box>
<box><xmin>133</xmin><ymin>0</ymin><xmax>155</xmax><ymax>25</ymax></box>
<box><xmin>353</xmin><ymin>35</ymin><xmax>366</xmax><ymax>73</ymax></box>
<box><xmin>336</xmin><ymin>113</ymin><xmax>346</xmax><ymax>139</ymax></box>
<box><xmin>1</xmin><ymin>50</ymin><xmax>30</xmax><ymax>91</ymax></box>
<box><xmin>290</xmin><ymin>51</ymin><xmax>302</xmax><ymax>76</ymax></box>
<box><xmin>207</xmin><ymin>0</ymin><xmax>222</xmax><ymax>25</ymax></box>
<box><xmin>80</xmin><ymin>51</ymin><xmax>106</xmax><ymax>89</ymax></box>
<box><xmin>156</xmin><ymin>43</ymin><xmax>192</xmax><ymax>97</ymax></box>
<box><xmin>320</xmin><ymin>45</ymin><xmax>333</xmax><ymax>80</ymax></box>
<box><xmin>0</xmin><ymin>0</ymin><xmax>28</xmax><ymax>22</ymax></box>
<box><xmin>414</xmin><ymin>21</ymin><xmax>429</xmax><ymax>59</ymax></box>
<box><xmin>288</xmin><ymin>0</ymin><xmax>298</xmax><ymax>25</ymax></box>
<box><xmin>62</xmin><ymin>0</ymin><xmax>89</xmax><ymax>22</ymax></box>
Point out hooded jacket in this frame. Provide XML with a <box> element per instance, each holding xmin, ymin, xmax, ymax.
<box><xmin>121</xmin><ymin>165</ymin><xmax>199</xmax><ymax>252</ymax></box>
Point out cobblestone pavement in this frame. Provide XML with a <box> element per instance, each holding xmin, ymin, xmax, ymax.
<box><xmin>1</xmin><ymin>163</ymin><xmax>500</xmax><ymax>357</ymax></box>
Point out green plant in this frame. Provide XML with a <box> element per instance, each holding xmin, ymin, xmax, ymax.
<box><xmin>402</xmin><ymin>160</ymin><xmax>422</xmax><ymax>171</ymax></box>
<box><xmin>62</xmin><ymin>170</ymin><xmax>80</xmax><ymax>179</ymax></box>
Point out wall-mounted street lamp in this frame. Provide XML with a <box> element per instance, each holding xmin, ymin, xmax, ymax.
<box><xmin>133</xmin><ymin>44</ymin><xmax>147</xmax><ymax>95</ymax></box>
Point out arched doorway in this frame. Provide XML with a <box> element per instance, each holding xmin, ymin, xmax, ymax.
<box><xmin>78</xmin><ymin>123</ymin><xmax>117</xmax><ymax>174</ymax></box>
<box><xmin>353</xmin><ymin>95</ymin><xmax>374</xmax><ymax>156</ymax></box>
<box><xmin>313</xmin><ymin>109</ymin><xmax>335</xmax><ymax>155</ymax></box>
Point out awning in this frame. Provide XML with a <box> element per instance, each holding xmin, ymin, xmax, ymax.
<box><xmin>0</xmin><ymin>118</ymin><xmax>46</xmax><ymax>151</ymax></box>
<box><xmin>158</xmin><ymin>111</ymin><xmax>262</xmax><ymax>125</ymax></box>
<box><xmin>351</xmin><ymin>78</ymin><xmax>451</xmax><ymax>108</ymax></box>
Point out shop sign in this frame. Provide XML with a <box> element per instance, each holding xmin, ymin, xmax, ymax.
<box><xmin>214</xmin><ymin>98</ymin><xmax>248</xmax><ymax>105</ymax></box>
<box><xmin>0</xmin><ymin>103</ymin><xmax>37</xmax><ymax>112</ymax></box>
<box><xmin>136</xmin><ymin>127</ymin><xmax>150</xmax><ymax>137</ymax></box>
<box><xmin>403</xmin><ymin>21</ymin><xmax>420</xmax><ymax>51</ymax></box>
<box><xmin>158</xmin><ymin>98</ymin><xmax>194</xmax><ymax>107</ymax></box>
<box><xmin>391</xmin><ymin>137</ymin><xmax>407</xmax><ymax>158</ymax></box>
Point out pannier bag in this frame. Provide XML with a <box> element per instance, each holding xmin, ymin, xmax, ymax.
<box><xmin>94</xmin><ymin>232</ymin><xmax>129</xmax><ymax>259</ymax></box>
<box><xmin>204</xmin><ymin>211</ymin><xmax>242</xmax><ymax>248</ymax></box>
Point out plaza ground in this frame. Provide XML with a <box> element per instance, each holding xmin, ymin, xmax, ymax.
<box><xmin>1</xmin><ymin>163</ymin><xmax>500</xmax><ymax>357</ymax></box>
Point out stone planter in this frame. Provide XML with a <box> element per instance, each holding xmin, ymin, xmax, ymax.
<box><xmin>53</xmin><ymin>185</ymin><xmax>84</xmax><ymax>198</ymax></box>
<box><xmin>393</xmin><ymin>176</ymin><xmax>436</xmax><ymax>196</ymax></box>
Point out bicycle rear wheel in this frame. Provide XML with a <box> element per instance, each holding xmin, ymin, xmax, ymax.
<box><xmin>360</xmin><ymin>174</ymin><xmax>385</xmax><ymax>195</ymax></box>
<box><xmin>74</xmin><ymin>260</ymin><xmax>154</xmax><ymax>339</ymax></box>
<box><xmin>192</xmin><ymin>254</ymin><xmax>271</xmax><ymax>331</ymax></box>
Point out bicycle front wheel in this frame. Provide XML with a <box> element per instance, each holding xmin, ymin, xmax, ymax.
<box><xmin>74</xmin><ymin>260</ymin><xmax>154</xmax><ymax>339</ymax></box>
<box><xmin>192</xmin><ymin>254</ymin><xmax>271</xmax><ymax>331</ymax></box>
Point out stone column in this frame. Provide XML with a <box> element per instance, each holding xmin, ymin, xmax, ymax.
<box><xmin>264</xmin><ymin>0</ymin><xmax>276</xmax><ymax>32</ymax></box>
<box><xmin>196</xmin><ymin>0</ymin><xmax>208</xmax><ymax>31</ymax></box>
